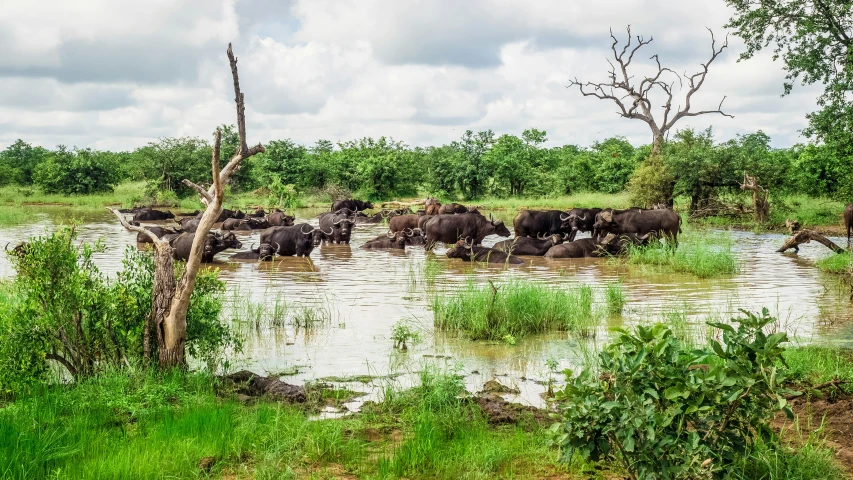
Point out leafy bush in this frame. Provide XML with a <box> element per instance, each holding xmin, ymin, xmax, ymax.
<box><xmin>550</xmin><ymin>309</ymin><xmax>798</xmax><ymax>479</ymax></box>
<box><xmin>628</xmin><ymin>155</ymin><xmax>675</xmax><ymax>207</ymax></box>
<box><xmin>33</xmin><ymin>147</ymin><xmax>120</xmax><ymax>195</ymax></box>
<box><xmin>0</xmin><ymin>230</ymin><xmax>237</xmax><ymax>395</ymax></box>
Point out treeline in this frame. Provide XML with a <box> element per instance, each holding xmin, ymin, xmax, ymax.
<box><xmin>1</xmin><ymin>126</ymin><xmax>850</xmax><ymax>209</ymax></box>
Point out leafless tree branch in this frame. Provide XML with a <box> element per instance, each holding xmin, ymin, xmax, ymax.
<box><xmin>182</xmin><ymin>180</ymin><xmax>212</xmax><ymax>204</ymax></box>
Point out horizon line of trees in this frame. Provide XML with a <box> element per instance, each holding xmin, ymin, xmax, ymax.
<box><xmin>1</xmin><ymin>125</ymin><xmax>852</xmax><ymax>211</ymax></box>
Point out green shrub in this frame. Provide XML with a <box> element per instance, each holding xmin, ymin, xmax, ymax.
<box><xmin>816</xmin><ymin>252</ymin><xmax>852</xmax><ymax>274</ymax></box>
<box><xmin>550</xmin><ymin>309</ymin><xmax>798</xmax><ymax>479</ymax></box>
<box><xmin>0</xmin><ymin>231</ymin><xmax>237</xmax><ymax>395</ymax></box>
<box><xmin>32</xmin><ymin>147</ymin><xmax>120</xmax><ymax>195</ymax></box>
<box><xmin>627</xmin><ymin>155</ymin><xmax>675</xmax><ymax>207</ymax></box>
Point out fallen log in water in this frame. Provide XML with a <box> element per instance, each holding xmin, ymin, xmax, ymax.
<box><xmin>778</xmin><ymin>229</ymin><xmax>846</xmax><ymax>254</ymax></box>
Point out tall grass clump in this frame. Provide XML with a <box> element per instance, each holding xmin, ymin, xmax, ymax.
<box><xmin>433</xmin><ymin>280</ymin><xmax>600</xmax><ymax>340</ymax></box>
<box><xmin>784</xmin><ymin>346</ymin><xmax>853</xmax><ymax>390</ymax></box>
<box><xmin>816</xmin><ymin>252</ymin><xmax>852</xmax><ymax>274</ymax></box>
<box><xmin>625</xmin><ymin>231</ymin><xmax>739</xmax><ymax>278</ymax></box>
<box><xmin>604</xmin><ymin>281</ymin><xmax>626</xmax><ymax>315</ymax></box>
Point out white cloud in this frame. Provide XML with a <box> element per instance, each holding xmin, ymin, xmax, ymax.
<box><xmin>0</xmin><ymin>0</ymin><xmax>825</xmax><ymax>151</ymax></box>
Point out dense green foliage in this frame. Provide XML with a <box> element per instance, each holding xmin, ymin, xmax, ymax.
<box><xmin>551</xmin><ymin>309</ymin><xmax>798</xmax><ymax>479</ymax></box>
<box><xmin>0</xmin><ymin>229</ymin><xmax>237</xmax><ymax>395</ymax></box>
<box><xmin>725</xmin><ymin>0</ymin><xmax>853</xmax><ymax>200</ymax></box>
<box><xmin>4</xmin><ymin>122</ymin><xmax>846</xmax><ymax>206</ymax></box>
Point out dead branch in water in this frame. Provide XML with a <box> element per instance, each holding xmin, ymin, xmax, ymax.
<box><xmin>777</xmin><ymin>229</ymin><xmax>846</xmax><ymax>254</ymax></box>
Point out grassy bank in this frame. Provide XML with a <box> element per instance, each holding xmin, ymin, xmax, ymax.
<box><xmin>0</xmin><ymin>368</ymin><xmax>568</xmax><ymax>480</ymax></box>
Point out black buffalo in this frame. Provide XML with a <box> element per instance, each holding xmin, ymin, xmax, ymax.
<box><xmin>222</xmin><ymin>217</ymin><xmax>271</xmax><ymax>231</ymax></box>
<box><xmin>512</xmin><ymin>210</ymin><xmax>572</xmax><ymax>238</ymax></box>
<box><xmin>446</xmin><ymin>239</ymin><xmax>523</xmax><ymax>265</ymax></box>
<box><xmin>361</xmin><ymin>231</ymin><xmax>410</xmax><ymax>249</ymax></box>
<box><xmin>406</xmin><ymin>228</ymin><xmax>426</xmax><ymax>246</ymax></box>
<box><xmin>355</xmin><ymin>212</ymin><xmax>385</xmax><ymax>224</ymax></box>
<box><xmin>423</xmin><ymin>213</ymin><xmax>511</xmax><ymax>249</ymax></box>
<box><xmin>230</xmin><ymin>243</ymin><xmax>277</xmax><ymax>261</ymax></box>
<box><xmin>134</xmin><ymin>225</ymin><xmax>182</xmax><ymax>243</ymax></box>
<box><xmin>544</xmin><ymin>238</ymin><xmax>602</xmax><ymax>258</ymax></box>
<box><xmin>207</xmin><ymin>209</ymin><xmax>244</xmax><ymax>222</ymax></box>
<box><xmin>247</xmin><ymin>208</ymin><xmax>269</xmax><ymax>218</ymax></box>
<box><xmin>492</xmin><ymin>234</ymin><xmax>564</xmax><ymax>256</ymax></box>
<box><xmin>132</xmin><ymin>208</ymin><xmax>175</xmax><ymax>222</ymax></box>
<box><xmin>318</xmin><ymin>212</ymin><xmax>355</xmax><ymax>244</ymax></box>
<box><xmin>593</xmin><ymin>208</ymin><xmax>681</xmax><ymax>245</ymax></box>
<box><xmin>564</xmin><ymin>208</ymin><xmax>602</xmax><ymax>241</ymax></box>
<box><xmin>180</xmin><ymin>218</ymin><xmax>201</xmax><ymax>233</ymax></box>
<box><xmin>170</xmin><ymin>231</ymin><xmax>242</xmax><ymax>263</ymax></box>
<box><xmin>268</xmin><ymin>211</ymin><xmax>295</xmax><ymax>226</ymax></box>
<box><xmin>331</xmin><ymin>199</ymin><xmax>373</xmax><ymax>212</ymax></box>
<box><xmin>260</xmin><ymin>224</ymin><xmax>325</xmax><ymax>257</ymax></box>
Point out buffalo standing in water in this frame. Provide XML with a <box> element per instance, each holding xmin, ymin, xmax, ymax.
<box><xmin>331</xmin><ymin>199</ymin><xmax>373</xmax><ymax>212</ymax></box>
<box><xmin>260</xmin><ymin>224</ymin><xmax>326</xmax><ymax>257</ymax></box>
<box><xmin>267</xmin><ymin>211</ymin><xmax>295</xmax><ymax>226</ymax></box>
<box><xmin>132</xmin><ymin>208</ymin><xmax>175</xmax><ymax>222</ymax></box>
<box><xmin>512</xmin><ymin>210</ymin><xmax>572</xmax><ymax>238</ymax></box>
<box><xmin>425</xmin><ymin>198</ymin><xmax>441</xmax><ymax>216</ymax></box>
<box><xmin>221</xmin><ymin>217</ymin><xmax>271</xmax><ymax>231</ymax></box>
<box><xmin>446</xmin><ymin>239</ymin><xmax>523</xmax><ymax>265</ymax></box>
<box><xmin>845</xmin><ymin>203</ymin><xmax>853</xmax><ymax>246</ymax></box>
<box><xmin>423</xmin><ymin>213</ymin><xmax>511</xmax><ymax>249</ymax></box>
<box><xmin>563</xmin><ymin>208</ymin><xmax>602</xmax><ymax>241</ymax></box>
<box><xmin>492</xmin><ymin>234</ymin><xmax>564</xmax><ymax>256</ymax></box>
<box><xmin>170</xmin><ymin>232</ymin><xmax>242</xmax><ymax>263</ymax></box>
<box><xmin>318</xmin><ymin>212</ymin><xmax>355</xmax><ymax>244</ymax></box>
<box><xmin>389</xmin><ymin>214</ymin><xmax>421</xmax><ymax>233</ymax></box>
<box><xmin>593</xmin><ymin>208</ymin><xmax>681</xmax><ymax>246</ymax></box>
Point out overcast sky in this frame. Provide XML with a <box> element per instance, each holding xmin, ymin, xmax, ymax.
<box><xmin>0</xmin><ymin>0</ymin><xmax>823</xmax><ymax>152</ymax></box>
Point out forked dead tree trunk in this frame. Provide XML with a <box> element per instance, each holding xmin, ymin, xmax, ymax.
<box><xmin>777</xmin><ymin>229</ymin><xmax>845</xmax><ymax>254</ymax></box>
<box><xmin>111</xmin><ymin>43</ymin><xmax>264</xmax><ymax>368</ymax></box>
<box><xmin>740</xmin><ymin>172</ymin><xmax>769</xmax><ymax>222</ymax></box>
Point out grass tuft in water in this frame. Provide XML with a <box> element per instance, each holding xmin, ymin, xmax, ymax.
<box><xmin>433</xmin><ymin>280</ymin><xmax>601</xmax><ymax>341</ymax></box>
<box><xmin>624</xmin><ymin>231</ymin><xmax>739</xmax><ymax>278</ymax></box>
<box><xmin>604</xmin><ymin>281</ymin><xmax>626</xmax><ymax>315</ymax></box>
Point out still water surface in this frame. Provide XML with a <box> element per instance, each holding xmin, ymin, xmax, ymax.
<box><xmin>1</xmin><ymin>207</ymin><xmax>851</xmax><ymax>409</ymax></box>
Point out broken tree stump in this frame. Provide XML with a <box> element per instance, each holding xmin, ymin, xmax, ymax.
<box><xmin>778</xmin><ymin>229</ymin><xmax>846</xmax><ymax>254</ymax></box>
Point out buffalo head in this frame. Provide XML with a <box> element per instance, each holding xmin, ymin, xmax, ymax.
<box><xmin>446</xmin><ymin>238</ymin><xmax>473</xmax><ymax>259</ymax></box>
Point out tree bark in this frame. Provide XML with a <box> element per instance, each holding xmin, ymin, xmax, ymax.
<box><xmin>109</xmin><ymin>44</ymin><xmax>264</xmax><ymax>369</ymax></box>
<box><xmin>740</xmin><ymin>172</ymin><xmax>769</xmax><ymax>222</ymax></box>
<box><xmin>777</xmin><ymin>229</ymin><xmax>846</xmax><ymax>254</ymax></box>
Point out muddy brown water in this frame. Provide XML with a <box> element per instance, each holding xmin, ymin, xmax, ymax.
<box><xmin>1</xmin><ymin>207</ymin><xmax>852</xmax><ymax>412</ymax></box>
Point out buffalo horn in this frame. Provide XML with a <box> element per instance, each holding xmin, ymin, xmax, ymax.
<box><xmin>322</xmin><ymin>227</ymin><xmax>333</xmax><ymax>235</ymax></box>
<box><xmin>386</xmin><ymin>231</ymin><xmax>396</xmax><ymax>238</ymax></box>
<box><xmin>404</xmin><ymin>228</ymin><xmax>414</xmax><ymax>236</ymax></box>
<box><xmin>560</xmin><ymin>213</ymin><xmax>570</xmax><ymax>221</ymax></box>
<box><xmin>272</xmin><ymin>242</ymin><xmax>280</xmax><ymax>252</ymax></box>
<box><xmin>250</xmin><ymin>243</ymin><xmax>259</xmax><ymax>253</ymax></box>
<box><xmin>300</xmin><ymin>224</ymin><xmax>313</xmax><ymax>235</ymax></box>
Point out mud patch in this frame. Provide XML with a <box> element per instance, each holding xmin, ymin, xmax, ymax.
<box><xmin>220</xmin><ymin>370</ymin><xmax>306</xmax><ymax>403</ymax></box>
<box><xmin>474</xmin><ymin>394</ymin><xmax>550</xmax><ymax>426</ymax></box>
<box><xmin>775</xmin><ymin>393</ymin><xmax>853</xmax><ymax>473</ymax></box>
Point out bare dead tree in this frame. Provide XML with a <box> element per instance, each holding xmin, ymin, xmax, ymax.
<box><xmin>778</xmin><ymin>229</ymin><xmax>845</xmax><ymax>254</ymax></box>
<box><xmin>110</xmin><ymin>44</ymin><xmax>264</xmax><ymax>368</ymax></box>
<box><xmin>568</xmin><ymin>26</ymin><xmax>733</xmax><ymax>156</ymax></box>
<box><xmin>740</xmin><ymin>172</ymin><xmax>769</xmax><ymax>222</ymax></box>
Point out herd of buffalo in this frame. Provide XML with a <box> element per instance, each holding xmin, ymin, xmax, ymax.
<box><xmin>120</xmin><ymin>198</ymin><xmax>682</xmax><ymax>265</ymax></box>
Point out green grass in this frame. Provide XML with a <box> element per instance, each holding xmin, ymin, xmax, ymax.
<box><xmin>622</xmin><ymin>231</ymin><xmax>740</xmax><ymax>278</ymax></box>
<box><xmin>0</xmin><ymin>367</ymin><xmax>573</xmax><ymax>480</ymax></box>
<box><xmin>604</xmin><ymin>281</ymin><xmax>625</xmax><ymax>315</ymax></box>
<box><xmin>732</xmin><ymin>430</ymin><xmax>846</xmax><ymax>480</ymax></box>
<box><xmin>432</xmin><ymin>280</ymin><xmax>600</xmax><ymax>341</ymax></box>
<box><xmin>784</xmin><ymin>346</ymin><xmax>853</xmax><ymax>391</ymax></box>
<box><xmin>816</xmin><ymin>252</ymin><xmax>852</xmax><ymax>274</ymax></box>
